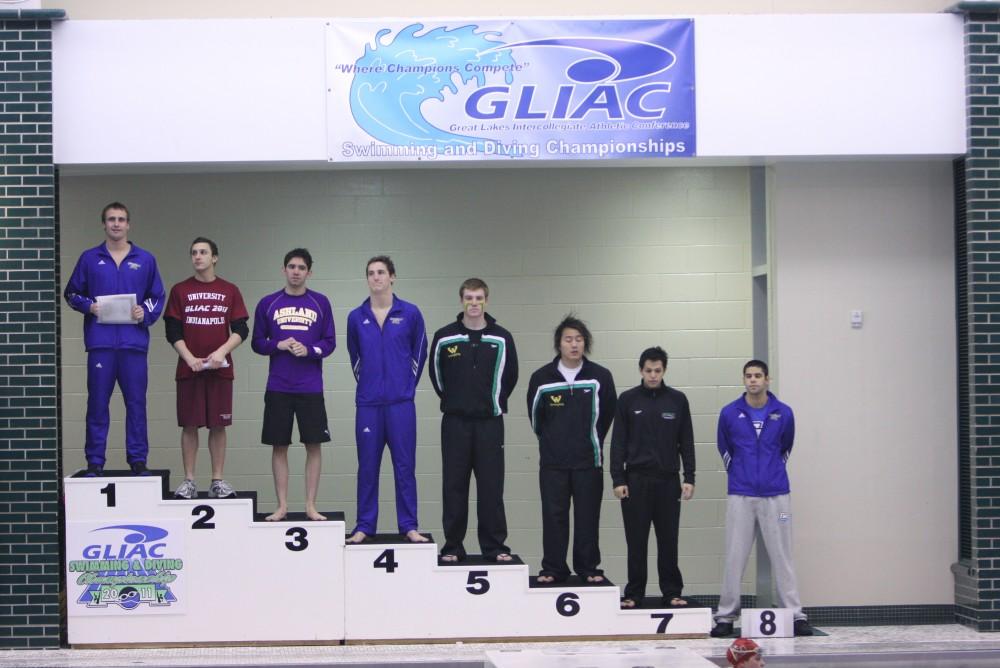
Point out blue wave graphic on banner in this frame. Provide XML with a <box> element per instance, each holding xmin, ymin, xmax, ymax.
<box><xmin>485</xmin><ymin>37</ymin><xmax>676</xmax><ymax>83</ymax></box>
<box><xmin>349</xmin><ymin>24</ymin><xmax>516</xmax><ymax>148</ymax></box>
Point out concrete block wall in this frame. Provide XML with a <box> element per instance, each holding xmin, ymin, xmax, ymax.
<box><xmin>58</xmin><ymin>166</ymin><xmax>752</xmax><ymax>598</ymax></box>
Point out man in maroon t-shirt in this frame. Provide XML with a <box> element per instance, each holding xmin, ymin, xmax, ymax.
<box><xmin>164</xmin><ymin>237</ymin><xmax>249</xmax><ymax>499</ymax></box>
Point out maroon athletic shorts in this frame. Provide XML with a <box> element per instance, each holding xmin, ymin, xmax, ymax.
<box><xmin>176</xmin><ymin>374</ymin><xmax>233</xmax><ymax>428</ymax></box>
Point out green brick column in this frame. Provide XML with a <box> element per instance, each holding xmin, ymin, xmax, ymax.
<box><xmin>0</xmin><ymin>8</ymin><xmax>65</xmax><ymax>649</ymax></box>
<box><xmin>954</xmin><ymin>2</ymin><xmax>1000</xmax><ymax>632</ymax></box>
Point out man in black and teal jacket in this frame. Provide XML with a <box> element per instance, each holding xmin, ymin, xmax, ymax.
<box><xmin>527</xmin><ymin>315</ymin><xmax>616</xmax><ymax>584</ymax></box>
<box><xmin>429</xmin><ymin>278</ymin><xmax>518</xmax><ymax>563</ymax></box>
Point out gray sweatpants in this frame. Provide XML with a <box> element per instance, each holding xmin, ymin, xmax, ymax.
<box><xmin>715</xmin><ymin>494</ymin><xmax>806</xmax><ymax>622</ymax></box>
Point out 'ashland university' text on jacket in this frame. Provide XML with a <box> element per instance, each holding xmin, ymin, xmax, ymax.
<box><xmin>347</xmin><ymin>295</ymin><xmax>427</xmax><ymax>406</ymax></box>
<box><xmin>610</xmin><ymin>382</ymin><xmax>696</xmax><ymax>488</ymax></box>
<box><xmin>527</xmin><ymin>356</ymin><xmax>617</xmax><ymax>469</ymax></box>
<box><xmin>63</xmin><ymin>242</ymin><xmax>165</xmax><ymax>352</ymax></box>
<box><xmin>717</xmin><ymin>391</ymin><xmax>795</xmax><ymax>497</ymax></box>
<box><xmin>251</xmin><ymin>288</ymin><xmax>336</xmax><ymax>394</ymax></box>
<box><xmin>429</xmin><ymin>313</ymin><xmax>518</xmax><ymax>417</ymax></box>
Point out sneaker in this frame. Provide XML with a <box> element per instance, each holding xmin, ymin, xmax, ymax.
<box><xmin>83</xmin><ymin>465</ymin><xmax>103</xmax><ymax>478</ymax></box>
<box><xmin>208</xmin><ymin>479</ymin><xmax>236</xmax><ymax>498</ymax></box>
<box><xmin>710</xmin><ymin>621</ymin><xmax>734</xmax><ymax>638</ymax></box>
<box><xmin>794</xmin><ymin>619</ymin><xmax>814</xmax><ymax>636</ymax></box>
<box><xmin>130</xmin><ymin>461</ymin><xmax>151</xmax><ymax>476</ymax></box>
<box><xmin>173</xmin><ymin>478</ymin><xmax>197</xmax><ymax>500</ymax></box>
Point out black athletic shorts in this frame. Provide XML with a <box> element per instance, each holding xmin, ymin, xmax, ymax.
<box><xmin>261</xmin><ymin>391</ymin><xmax>330</xmax><ymax>446</ymax></box>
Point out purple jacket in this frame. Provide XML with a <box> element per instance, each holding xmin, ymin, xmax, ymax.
<box><xmin>347</xmin><ymin>295</ymin><xmax>427</xmax><ymax>406</ymax></box>
<box><xmin>717</xmin><ymin>391</ymin><xmax>795</xmax><ymax>497</ymax></box>
<box><xmin>63</xmin><ymin>242</ymin><xmax>165</xmax><ymax>353</ymax></box>
<box><xmin>251</xmin><ymin>289</ymin><xmax>336</xmax><ymax>393</ymax></box>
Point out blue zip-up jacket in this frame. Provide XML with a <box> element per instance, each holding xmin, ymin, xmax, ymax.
<box><xmin>64</xmin><ymin>242</ymin><xmax>165</xmax><ymax>353</ymax></box>
<box><xmin>347</xmin><ymin>295</ymin><xmax>427</xmax><ymax>406</ymax></box>
<box><xmin>717</xmin><ymin>391</ymin><xmax>795</xmax><ymax>497</ymax></box>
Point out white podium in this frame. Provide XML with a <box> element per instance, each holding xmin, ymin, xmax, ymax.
<box><xmin>63</xmin><ymin>472</ymin><xmax>711</xmax><ymax>646</ymax></box>
<box><xmin>344</xmin><ymin>536</ymin><xmax>709</xmax><ymax>641</ymax></box>
<box><xmin>64</xmin><ymin>471</ymin><xmax>345</xmax><ymax>645</ymax></box>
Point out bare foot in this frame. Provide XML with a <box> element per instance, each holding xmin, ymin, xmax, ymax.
<box><xmin>670</xmin><ymin>597</ymin><xmax>689</xmax><ymax>606</ymax></box>
<box><xmin>495</xmin><ymin>553</ymin><xmax>513</xmax><ymax>562</ymax></box>
<box><xmin>620</xmin><ymin>598</ymin><xmax>637</xmax><ymax>609</ymax></box>
<box><xmin>440</xmin><ymin>554</ymin><xmax>459</xmax><ymax>562</ymax></box>
<box><xmin>305</xmin><ymin>507</ymin><xmax>327</xmax><ymax>521</ymax></box>
<box><xmin>586</xmin><ymin>574</ymin><xmax>606</xmax><ymax>583</ymax></box>
<box><xmin>405</xmin><ymin>530</ymin><xmax>429</xmax><ymax>543</ymax></box>
<box><xmin>536</xmin><ymin>574</ymin><xmax>555</xmax><ymax>584</ymax></box>
<box><xmin>265</xmin><ymin>508</ymin><xmax>287</xmax><ymax>522</ymax></box>
<box><xmin>346</xmin><ymin>531</ymin><xmax>368</xmax><ymax>544</ymax></box>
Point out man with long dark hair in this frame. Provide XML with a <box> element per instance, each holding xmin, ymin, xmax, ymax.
<box><xmin>527</xmin><ymin>315</ymin><xmax>616</xmax><ymax>584</ymax></box>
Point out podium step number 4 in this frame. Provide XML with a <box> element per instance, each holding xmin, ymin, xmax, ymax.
<box><xmin>64</xmin><ymin>473</ymin><xmax>710</xmax><ymax>645</ymax></box>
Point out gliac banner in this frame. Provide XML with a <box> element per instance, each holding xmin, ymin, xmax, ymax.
<box><xmin>327</xmin><ymin>19</ymin><xmax>695</xmax><ymax>162</ymax></box>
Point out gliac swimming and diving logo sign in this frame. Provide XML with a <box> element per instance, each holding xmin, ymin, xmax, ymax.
<box><xmin>68</xmin><ymin>524</ymin><xmax>183</xmax><ymax>612</ymax></box>
<box><xmin>328</xmin><ymin>19</ymin><xmax>695</xmax><ymax>162</ymax></box>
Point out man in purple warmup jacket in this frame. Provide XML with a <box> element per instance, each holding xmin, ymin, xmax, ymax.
<box><xmin>64</xmin><ymin>202</ymin><xmax>165</xmax><ymax>477</ymax></box>
<box><xmin>251</xmin><ymin>248</ymin><xmax>335</xmax><ymax>521</ymax></box>
<box><xmin>346</xmin><ymin>255</ymin><xmax>428</xmax><ymax>543</ymax></box>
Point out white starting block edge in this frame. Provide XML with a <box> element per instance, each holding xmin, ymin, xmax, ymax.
<box><xmin>64</xmin><ymin>473</ymin><xmax>711</xmax><ymax>645</ymax></box>
<box><xmin>486</xmin><ymin>646</ymin><xmax>717</xmax><ymax>668</ymax></box>
<box><xmin>740</xmin><ymin>607</ymin><xmax>795</xmax><ymax>638</ymax></box>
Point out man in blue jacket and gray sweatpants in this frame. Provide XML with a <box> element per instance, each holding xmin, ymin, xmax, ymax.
<box><xmin>64</xmin><ymin>202</ymin><xmax>165</xmax><ymax>476</ymax></box>
<box><xmin>711</xmin><ymin>359</ymin><xmax>812</xmax><ymax>638</ymax></box>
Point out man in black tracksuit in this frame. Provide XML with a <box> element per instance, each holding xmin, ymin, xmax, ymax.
<box><xmin>527</xmin><ymin>315</ymin><xmax>616</xmax><ymax>584</ymax></box>
<box><xmin>429</xmin><ymin>278</ymin><xmax>518</xmax><ymax>562</ymax></box>
<box><xmin>610</xmin><ymin>346</ymin><xmax>695</xmax><ymax>608</ymax></box>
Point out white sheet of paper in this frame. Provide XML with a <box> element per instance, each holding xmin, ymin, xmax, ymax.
<box><xmin>95</xmin><ymin>294</ymin><xmax>137</xmax><ymax>324</ymax></box>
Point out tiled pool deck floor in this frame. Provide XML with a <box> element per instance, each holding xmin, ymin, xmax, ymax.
<box><xmin>3</xmin><ymin>625</ymin><xmax>1000</xmax><ymax>667</ymax></box>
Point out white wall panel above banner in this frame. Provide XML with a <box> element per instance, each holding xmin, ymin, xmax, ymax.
<box><xmin>53</xmin><ymin>14</ymin><xmax>966</xmax><ymax>167</ymax></box>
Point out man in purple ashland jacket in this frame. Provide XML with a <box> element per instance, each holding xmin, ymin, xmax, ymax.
<box><xmin>251</xmin><ymin>249</ymin><xmax>335</xmax><ymax>522</ymax></box>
